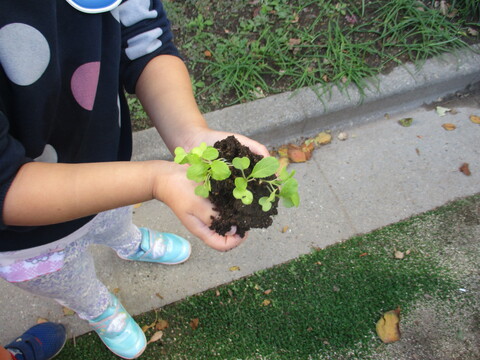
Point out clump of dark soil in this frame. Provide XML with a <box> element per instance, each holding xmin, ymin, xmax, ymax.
<box><xmin>209</xmin><ymin>136</ymin><xmax>278</xmax><ymax>237</ymax></box>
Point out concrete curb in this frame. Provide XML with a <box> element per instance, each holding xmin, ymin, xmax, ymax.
<box><xmin>133</xmin><ymin>46</ymin><xmax>480</xmax><ymax>161</ymax></box>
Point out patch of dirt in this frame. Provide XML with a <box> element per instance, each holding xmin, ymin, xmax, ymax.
<box><xmin>374</xmin><ymin>196</ymin><xmax>480</xmax><ymax>360</ymax></box>
<box><xmin>208</xmin><ymin>136</ymin><xmax>278</xmax><ymax>237</ymax></box>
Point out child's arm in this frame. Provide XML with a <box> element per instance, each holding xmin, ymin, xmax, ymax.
<box><xmin>2</xmin><ymin>159</ymin><xmax>242</xmax><ymax>251</ymax></box>
<box><xmin>135</xmin><ymin>54</ymin><xmax>269</xmax><ymax>250</ymax></box>
<box><xmin>135</xmin><ymin>54</ymin><xmax>270</xmax><ymax>157</ymax></box>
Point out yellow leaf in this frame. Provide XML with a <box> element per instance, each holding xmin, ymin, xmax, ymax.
<box><xmin>37</xmin><ymin>317</ymin><xmax>49</xmax><ymax>324</ymax></box>
<box><xmin>314</xmin><ymin>132</ymin><xmax>332</xmax><ymax>145</ymax></box>
<box><xmin>262</xmin><ymin>299</ymin><xmax>271</xmax><ymax>306</ymax></box>
<box><xmin>112</xmin><ymin>288</ymin><xmax>121</xmax><ymax>294</ymax></box>
<box><xmin>376</xmin><ymin>308</ymin><xmax>401</xmax><ymax>343</ymax></box>
<box><xmin>442</xmin><ymin>123</ymin><xmax>456</xmax><ymax>131</ymax></box>
<box><xmin>133</xmin><ymin>203</ymin><xmax>142</xmax><ymax>209</ymax></box>
<box><xmin>62</xmin><ymin>307</ymin><xmax>75</xmax><ymax>316</ymax></box>
<box><xmin>470</xmin><ymin>115</ymin><xmax>480</xmax><ymax>124</ymax></box>
<box><xmin>142</xmin><ymin>320</ymin><xmax>156</xmax><ymax>333</ymax></box>
<box><xmin>281</xmin><ymin>225</ymin><xmax>289</xmax><ymax>233</ymax></box>
<box><xmin>229</xmin><ymin>266</ymin><xmax>240</xmax><ymax>272</ymax></box>
<box><xmin>147</xmin><ymin>331</ymin><xmax>163</xmax><ymax>344</ymax></box>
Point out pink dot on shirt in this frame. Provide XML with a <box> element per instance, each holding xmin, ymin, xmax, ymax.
<box><xmin>71</xmin><ymin>62</ymin><xmax>101</xmax><ymax>110</ymax></box>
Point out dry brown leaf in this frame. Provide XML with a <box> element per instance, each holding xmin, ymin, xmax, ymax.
<box><xmin>287</xmin><ymin>144</ymin><xmax>307</xmax><ymax>163</ymax></box>
<box><xmin>204</xmin><ymin>50</ymin><xmax>212</xmax><ymax>57</ymax></box>
<box><xmin>288</xmin><ymin>38</ymin><xmax>301</xmax><ymax>46</ymax></box>
<box><xmin>156</xmin><ymin>293</ymin><xmax>164</xmax><ymax>300</ymax></box>
<box><xmin>264</xmin><ymin>289</ymin><xmax>272</xmax><ymax>295</ymax></box>
<box><xmin>470</xmin><ymin>115</ymin><xmax>480</xmax><ymax>124</ymax></box>
<box><xmin>215</xmin><ymin>289</ymin><xmax>221</xmax><ymax>297</ymax></box>
<box><xmin>229</xmin><ymin>266</ymin><xmax>240</xmax><ymax>271</ymax></box>
<box><xmin>156</xmin><ymin>320</ymin><xmax>169</xmax><ymax>331</ymax></box>
<box><xmin>359</xmin><ymin>252</ymin><xmax>368</xmax><ymax>257</ymax></box>
<box><xmin>277</xmin><ymin>145</ymin><xmax>289</xmax><ymax>158</ymax></box>
<box><xmin>315</xmin><ymin>132</ymin><xmax>332</xmax><ymax>145</ymax></box>
<box><xmin>147</xmin><ymin>331</ymin><xmax>163</xmax><ymax>344</ymax></box>
<box><xmin>112</xmin><ymin>288</ymin><xmax>120</xmax><ymax>294</ymax></box>
<box><xmin>376</xmin><ymin>308</ymin><xmax>401</xmax><ymax>343</ymax></box>
<box><xmin>459</xmin><ymin>163</ymin><xmax>471</xmax><ymax>176</ymax></box>
<box><xmin>262</xmin><ymin>299</ymin><xmax>271</xmax><ymax>306</ymax></box>
<box><xmin>442</xmin><ymin>123</ymin><xmax>456</xmax><ymax>131</ymax></box>
<box><xmin>467</xmin><ymin>27</ymin><xmax>479</xmax><ymax>36</ymax></box>
<box><xmin>394</xmin><ymin>250</ymin><xmax>405</xmax><ymax>260</ymax></box>
<box><xmin>190</xmin><ymin>318</ymin><xmax>200</xmax><ymax>330</ymax></box>
<box><xmin>281</xmin><ymin>225</ymin><xmax>289</xmax><ymax>233</ymax></box>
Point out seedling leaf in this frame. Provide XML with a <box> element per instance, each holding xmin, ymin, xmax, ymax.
<box><xmin>259</xmin><ymin>197</ymin><xmax>272</xmax><ymax>212</ymax></box>
<box><xmin>174</xmin><ymin>147</ymin><xmax>188</xmax><ymax>164</ymax></box>
<box><xmin>195</xmin><ymin>184</ymin><xmax>210</xmax><ymax>198</ymax></box>
<box><xmin>191</xmin><ymin>142</ymin><xmax>208</xmax><ymax>157</ymax></box>
<box><xmin>233</xmin><ymin>188</ymin><xmax>253</xmax><ymax>205</ymax></box>
<box><xmin>250</xmin><ymin>157</ymin><xmax>279</xmax><ymax>178</ymax></box>
<box><xmin>232</xmin><ymin>157</ymin><xmax>250</xmax><ymax>170</ymax></box>
<box><xmin>211</xmin><ymin>160</ymin><xmax>231</xmax><ymax>180</ymax></box>
<box><xmin>187</xmin><ymin>163</ymin><xmax>209</xmax><ymax>182</ymax></box>
<box><xmin>235</xmin><ymin>177</ymin><xmax>248</xmax><ymax>190</ymax></box>
<box><xmin>202</xmin><ymin>147</ymin><xmax>219</xmax><ymax>161</ymax></box>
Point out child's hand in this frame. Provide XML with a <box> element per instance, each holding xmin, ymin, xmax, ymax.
<box><xmin>184</xmin><ymin>129</ymin><xmax>270</xmax><ymax>159</ymax></box>
<box><xmin>156</xmin><ymin>162</ymin><xmax>247</xmax><ymax>251</ymax></box>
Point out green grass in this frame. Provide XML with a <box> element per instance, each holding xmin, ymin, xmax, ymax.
<box><xmin>129</xmin><ymin>0</ymin><xmax>480</xmax><ymax>130</ymax></box>
<box><xmin>55</xmin><ymin>194</ymin><xmax>480</xmax><ymax>359</ymax></box>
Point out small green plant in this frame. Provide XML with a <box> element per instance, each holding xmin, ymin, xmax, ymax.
<box><xmin>174</xmin><ymin>142</ymin><xmax>300</xmax><ymax>212</ymax></box>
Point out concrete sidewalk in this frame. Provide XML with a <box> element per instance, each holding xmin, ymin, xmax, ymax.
<box><xmin>1</xmin><ymin>48</ymin><xmax>480</xmax><ymax>343</ymax></box>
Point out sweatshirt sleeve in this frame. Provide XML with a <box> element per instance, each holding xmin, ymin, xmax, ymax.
<box><xmin>0</xmin><ymin>110</ymin><xmax>32</xmax><ymax>229</ymax></box>
<box><xmin>118</xmin><ymin>0</ymin><xmax>181</xmax><ymax>94</ymax></box>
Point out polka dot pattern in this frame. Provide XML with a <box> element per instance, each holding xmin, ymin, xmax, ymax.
<box><xmin>0</xmin><ymin>23</ymin><xmax>50</xmax><ymax>86</ymax></box>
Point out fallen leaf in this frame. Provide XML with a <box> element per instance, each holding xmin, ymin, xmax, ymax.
<box><xmin>281</xmin><ymin>225</ymin><xmax>289</xmax><ymax>233</ymax></box>
<box><xmin>467</xmin><ymin>27</ymin><xmax>479</xmax><ymax>36</ymax></box>
<box><xmin>359</xmin><ymin>252</ymin><xmax>368</xmax><ymax>257</ymax></box>
<box><xmin>337</xmin><ymin>132</ymin><xmax>348</xmax><ymax>141</ymax></box>
<box><xmin>315</xmin><ymin>261</ymin><xmax>323</xmax><ymax>266</ymax></box>
<box><xmin>278</xmin><ymin>156</ymin><xmax>290</xmax><ymax>171</ymax></box>
<box><xmin>190</xmin><ymin>318</ymin><xmax>200</xmax><ymax>330</ymax></box>
<box><xmin>216</xmin><ymin>290</ymin><xmax>221</xmax><ymax>297</ymax></box>
<box><xmin>142</xmin><ymin>320</ymin><xmax>156</xmax><ymax>332</ymax></box>
<box><xmin>62</xmin><ymin>307</ymin><xmax>75</xmax><ymax>316</ymax></box>
<box><xmin>37</xmin><ymin>317</ymin><xmax>49</xmax><ymax>324</ymax></box>
<box><xmin>287</xmin><ymin>144</ymin><xmax>307</xmax><ymax>163</ymax></box>
<box><xmin>204</xmin><ymin>50</ymin><xmax>212</xmax><ymax>57</ymax></box>
<box><xmin>133</xmin><ymin>203</ymin><xmax>142</xmax><ymax>209</ymax></box>
<box><xmin>113</xmin><ymin>288</ymin><xmax>121</xmax><ymax>294</ymax></box>
<box><xmin>376</xmin><ymin>308</ymin><xmax>401</xmax><ymax>343</ymax></box>
<box><xmin>436</xmin><ymin>106</ymin><xmax>451</xmax><ymax>116</ymax></box>
<box><xmin>470</xmin><ymin>115</ymin><xmax>480</xmax><ymax>124</ymax></box>
<box><xmin>264</xmin><ymin>289</ymin><xmax>272</xmax><ymax>295</ymax></box>
<box><xmin>415</xmin><ymin>148</ymin><xmax>420</xmax><ymax>156</ymax></box>
<box><xmin>277</xmin><ymin>145</ymin><xmax>289</xmax><ymax>158</ymax></box>
<box><xmin>156</xmin><ymin>319</ymin><xmax>169</xmax><ymax>331</ymax></box>
<box><xmin>229</xmin><ymin>266</ymin><xmax>240</xmax><ymax>271</ymax></box>
<box><xmin>300</xmin><ymin>141</ymin><xmax>314</xmax><ymax>160</ymax></box>
<box><xmin>156</xmin><ymin>293</ymin><xmax>164</xmax><ymax>299</ymax></box>
<box><xmin>394</xmin><ymin>250</ymin><xmax>405</xmax><ymax>259</ymax></box>
<box><xmin>459</xmin><ymin>163</ymin><xmax>471</xmax><ymax>176</ymax></box>
<box><xmin>398</xmin><ymin>118</ymin><xmax>413</xmax><ymax>127</ymax></box>
<box><xmin>314</xmin><ymin>132</ymin><xmax>332</xmax><ymax>145</ymax></box>
<box><xmin>147</xmin><ymin>331</ymin><xmax>163</xmax><ymax>344</ymax></box>
<box><xmin>442</xmin><ymin>123</ymin><xmax>456</xmax><ymax>131</ymax></box>
<box><xmin>262</xmin><ymin>299</ymin><xmax>271</xmax><ymax>306</ymax></box>
<box><xmin>288</xmin><ymin>38</ymin><xmax>301</xmax><ymax>47</ymax></box>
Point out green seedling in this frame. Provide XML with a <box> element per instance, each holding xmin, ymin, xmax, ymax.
<box><xmin>174</xmin><ymin>143</ymin><xmax>300</xmax><ymax>211</ymax></box>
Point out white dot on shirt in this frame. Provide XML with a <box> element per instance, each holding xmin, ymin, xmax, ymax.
<box><xmin>0</xmin><ymin>23</ymin><xmax>50</xmax><ymax>86</ymax></box>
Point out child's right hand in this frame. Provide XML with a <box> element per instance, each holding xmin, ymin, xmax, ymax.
<box><xmin>155</xmin><ymin>161</ymin><xmax>247</xmax><ymax>252</ymax></box>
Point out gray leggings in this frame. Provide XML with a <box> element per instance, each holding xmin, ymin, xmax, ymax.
<box><xmin>13</xmin><ymin>207</ymin><xmax>142</xmax><ymax>320</ymax></box>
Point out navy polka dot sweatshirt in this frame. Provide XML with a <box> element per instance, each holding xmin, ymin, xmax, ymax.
<box><xmin>0</xmin><ymin>0</ymin><xmax>180</xmax><ymax>250</ymax></box>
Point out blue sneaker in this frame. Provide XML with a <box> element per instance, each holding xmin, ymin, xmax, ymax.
<box><xmin>88</xmin><ymin>294</ymin><xmax>146</xmax><ymax>359</ymax></box>
<box><xmin>5</xmin><ymin>322</ymin><xmax>66</xmax><ymax>360</ymax></box>
<box><xmin>121</xmin><ymin>228</ymin><xmax>191</xmax><ymax>265</ymax></box>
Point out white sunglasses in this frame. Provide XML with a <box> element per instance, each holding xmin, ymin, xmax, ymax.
<box><xmin>65</xmin><ymin>0</ymin><xmax>122</xmax><ymax>13</ymax></box>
